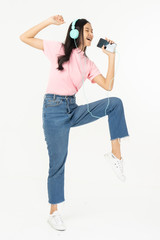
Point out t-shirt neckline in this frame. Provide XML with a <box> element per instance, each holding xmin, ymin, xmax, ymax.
<box><xmin>74</xmin><ymin>47</ymin><xmax>85</xmax><ymax>55</ymax></box>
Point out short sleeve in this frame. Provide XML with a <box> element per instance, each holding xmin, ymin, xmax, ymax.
<box><xmin>87</xmin><ymin>60</ymin><xmax>101</xmax><ymax>84</ymax></box>
<box><xmin>43</xmin><ymin>39</ymin><xmax>62</xmax><ymax>62</ymax></box>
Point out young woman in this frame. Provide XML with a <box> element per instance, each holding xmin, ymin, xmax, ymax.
<box><xmin>20</xmin><ymin>15</ymin><xmax>130</xmax><ymax>231</ymax></box>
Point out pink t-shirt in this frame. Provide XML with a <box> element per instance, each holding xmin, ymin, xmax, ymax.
<box><xmin>43</xmin><ymin>39</ymin><xmax>101</xmax><ymax>95</ymax></box>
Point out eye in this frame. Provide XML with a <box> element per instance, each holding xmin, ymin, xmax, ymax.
<box><xmin>85</xmin><ymin>30</ymin><xmax>93</xmax><ymax>33</ymax></box>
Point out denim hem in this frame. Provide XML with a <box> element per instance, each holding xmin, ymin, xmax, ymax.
<box><xmin>110</xmin><ymin>134</ymin><xmax>130</xmax><ymax>141</ymax></box>
<box><xmin>48</xmin><ymin>199</ymin><xmax>65</xmax><ymax>205</ymax></box>
<box><xmin>119</xmin><ymin>135</ymin><xmax>130</xmax><ymax>143</ymax></box>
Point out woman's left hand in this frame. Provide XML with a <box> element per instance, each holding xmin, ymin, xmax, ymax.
<box><xmin>102</xmin><ymin>37</ymin><xmax>116</xmax><ymax>57</ymax></box>
<box><xmin>48</xmin><ymin>15</ymin><xmax>66</xmax><ymax>25</ymax></box>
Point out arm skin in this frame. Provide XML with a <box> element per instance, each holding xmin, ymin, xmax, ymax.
<box><xmin>19</xmin><ymin>18</ymin><xmax>53</xmax><ymax>50</ymax></box>
<box><xmin>20</xmin><ymin>18</ymin><xmax>53</xmax><ymax>38</ymax></box>
<box><xmin>92</xmin><ymin>53</ymin><xmax>115</xmax><ymax>91</ymax></box>
<box><xmin>105</xmin><ymin>54</ymin><xmax>115</xmax><ymax>90</ymax></box>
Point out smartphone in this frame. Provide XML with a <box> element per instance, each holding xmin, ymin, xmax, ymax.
<box><xmin>97</xmin><ymin>38</ymin><xmax>117</xmax><ymax>53</ymax></box>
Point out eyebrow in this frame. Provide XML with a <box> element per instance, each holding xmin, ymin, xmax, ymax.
<box><xmin>85</xmin><ymin>27</ymin><xmax>93</xmax><ymax>31</ymax></box>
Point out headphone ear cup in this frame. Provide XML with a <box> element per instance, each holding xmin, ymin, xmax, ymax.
<box><xmin>70</xmin><ymin>29</ymin><xmax>79</xmax><ymax>39</ymax></box>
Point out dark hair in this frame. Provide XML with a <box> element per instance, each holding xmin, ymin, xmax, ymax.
<box><xmin>57</xmin><ymin>18</ymin><xmax>90</xmax><ymax>71</ymax></box>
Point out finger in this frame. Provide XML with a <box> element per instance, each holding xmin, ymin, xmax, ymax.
<box><xmin>58</xmin><ymin>17</ymin><xmax>63</xmax><ymax>23</ymax></box>
<box><xmin>59</xmin><ymin>17</ymin><xmax>64</xmax><ymax>22</ymax></box>
<box><xmin>57</xmin><ymin>15</ymin><xmax>62</xmax><ymax>20</ymax></box>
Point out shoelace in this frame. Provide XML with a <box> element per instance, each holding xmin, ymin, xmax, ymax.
<box><xmin>52</xmin><ymin>213</ymin><xmax>64</xmax><ymax>225</ymax></box>
<box><xmin>112</xmin><ymin>154</ymin><xmax>123</xmax><ymax>172</ymax></box>
<box><xmin>115</xmin><ymin>159</ymin><xmax>123</xmax><ymax>170</ymax></box>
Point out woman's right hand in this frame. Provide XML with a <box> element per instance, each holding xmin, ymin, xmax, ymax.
<box><xmin>48</xmin><ymin>15</ymin><xmax>66</xmax><ymax>25</ymax></box>
<box><xmin>102</xmin><ymin>37</ymin><xmax>116</xmax><ymax>57</ymax></box>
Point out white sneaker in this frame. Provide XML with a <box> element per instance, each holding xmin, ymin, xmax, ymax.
<box><xmin>47</xmin><ymin>210</ymin><xmax>66</xmax><ymax>231</ymax></box>
<box><xmin>104</xmin><ymin>152</ymin><xmax>126</xmax><ymax>182</ymax></box>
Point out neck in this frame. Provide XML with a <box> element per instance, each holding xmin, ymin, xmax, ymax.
<box><xmin>78</xmin><ymin>44</ymin><xmax>85</xmax><ymax>52</ymax></box>
<box><xmin>78</xmin><ymin>47</ymin><xmax>85</xmax><ymax>53</ymax></box>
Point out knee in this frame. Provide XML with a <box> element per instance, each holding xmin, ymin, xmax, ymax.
<box><xmin>112</xmin><ymin>97</ymin><xmax>124</xmax><ymax>111</ymax></box>
<box><xmin>112</xmin><ymin>97</ymin><xmax>123</xmax><ymax>106</ymax></box>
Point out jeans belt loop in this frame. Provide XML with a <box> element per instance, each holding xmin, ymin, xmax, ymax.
<box><xmin>53</xmin><ymin>94</ymin><xmax>56</xmax><ymax>100</ymax></box>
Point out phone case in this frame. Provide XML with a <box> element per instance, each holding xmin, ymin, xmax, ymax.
<box><xmin>97</xmin><ymin>38</ymin><xmax>117</xmax><ymax>53</ymax></box>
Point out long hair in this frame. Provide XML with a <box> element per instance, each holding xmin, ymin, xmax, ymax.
<box><xmin>57</xmin><ymin>18</ymin><xmax>90</xmax><ymax>71</ymax></box>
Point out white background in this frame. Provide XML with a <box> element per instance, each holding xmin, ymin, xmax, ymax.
<box><xmin>0</xmin><ymin>0</ymin><xmax>160</xmax><ymax>239</ymax></box>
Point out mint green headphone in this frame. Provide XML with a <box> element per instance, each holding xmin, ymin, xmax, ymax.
<box><xmin>69</xmin><ymin>19</ymin><xmax>79</xmax><ymax>39</ymax></box>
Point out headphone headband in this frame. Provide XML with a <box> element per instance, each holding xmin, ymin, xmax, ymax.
<box><xmin>71</xmin><ymin>19</ymin><xmax>78</xmax><ymax>29</ymax></box>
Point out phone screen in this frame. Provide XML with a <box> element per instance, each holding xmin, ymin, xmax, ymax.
<box><xmin>97</xmin><ymin>38</ymin><xmax>110</xmax><ymax>49</ymax></box>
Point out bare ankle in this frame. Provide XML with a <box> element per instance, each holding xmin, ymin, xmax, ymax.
<box><xmin>112</xmin><ymin>151</ymin><xmax>121</xmax><ymax>160</ymax></box>
<box><xmin>50</xmin><ymin>204</ymin><xmax>58</xmax><ymax>214</ymax></box>
<box><xmin>111</xmin><ymin>138</ymin><xmax>122</xmax><ymax>160</ymax></box>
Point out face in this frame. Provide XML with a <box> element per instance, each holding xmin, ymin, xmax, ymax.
<box><xmin>79</xmin><ymin>23</ymin><xmax>94</xmax><ymax>51</ymax></box>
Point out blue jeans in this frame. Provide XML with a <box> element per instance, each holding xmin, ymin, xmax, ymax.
<box><xmin>42</xmin><ymin>93</ymin><xmax>129</xmax><ymax>204</ymax></box>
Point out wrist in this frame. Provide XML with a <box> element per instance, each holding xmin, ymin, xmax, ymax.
<box><xmin>46</xmin><ymin>17</ymin><xmax>54</xmax><ymax>25</ymax></box>
<box><xmin>108</xmin><ymin>53</ymin><xmax>115</xmax><ymax>59</ymax></box>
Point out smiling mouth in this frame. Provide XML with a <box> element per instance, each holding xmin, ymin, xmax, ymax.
<box><xmin>86</xmin><ymin>38</ymin><xmax>91</xmax><ymax>41</ymax></box>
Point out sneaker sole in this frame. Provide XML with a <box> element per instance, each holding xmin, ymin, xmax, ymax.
<box><xmin>47</xmin><ymin>219</ymin><xmax>66</xmax><ymax>231</ymax></box>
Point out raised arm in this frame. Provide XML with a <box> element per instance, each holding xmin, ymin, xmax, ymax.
<box><xmin>19</xmin><ymin>15</ymin><xmax>65</xmax><ymax>50</ymax></box>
